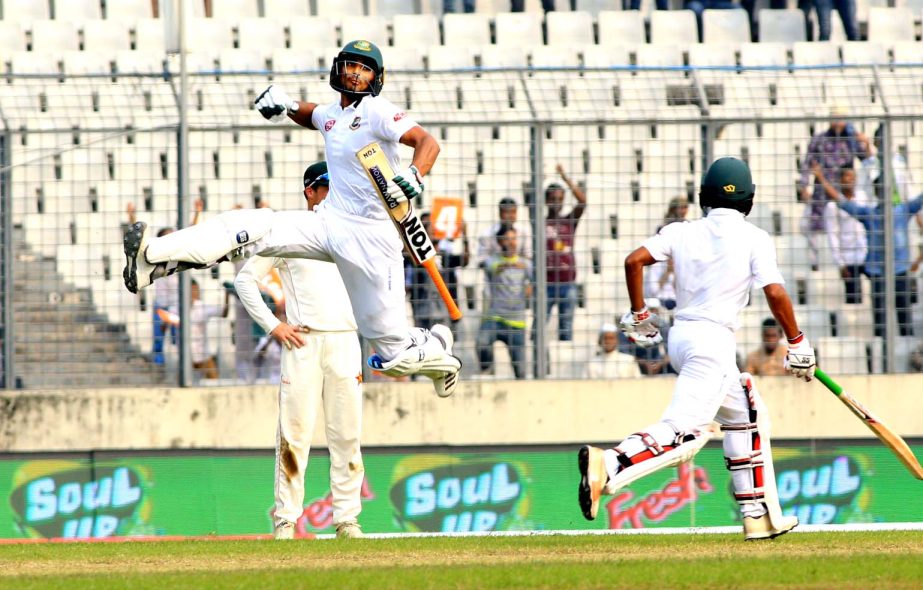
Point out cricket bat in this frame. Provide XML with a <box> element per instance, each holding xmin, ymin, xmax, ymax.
<box><xmin>815</xmin><ymin>368</ymin><xmax>923</xmax><ymax>480</ymax></box>
<box><xmin>356</xmin><ymin>142</ymin><xmax>462</xmax><ymax>321</ymax></box>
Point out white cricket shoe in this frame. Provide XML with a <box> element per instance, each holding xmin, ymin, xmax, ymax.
<box><xmin>273</xmin><ymin>521</ymin><xmax>295</xmax><ymax>540</ymax></box>
<box><xmin>122</xmin><ymin>221</ymin><xmax>156</xmax><ymax>294</ymax></box>
<box><xmin>743</xmin><ymin>513</ymin><xmax>799</xmax><ymax>541</ymax></box>
<box><xmin>429</xmin><ymin>324</ymin><xmax>461</xmax><ymax>398</ymax></box>
<box><xmin>335</xmin><ymin>521</ymin><xmax>363</xmax><ymax>539</ymax></box>
<box><xmin>577</xmin><ymin>445</ymin><xmax>609</xmax><ymax>521</ymax></box>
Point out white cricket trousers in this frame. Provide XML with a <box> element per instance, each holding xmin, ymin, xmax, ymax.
<box><xmin>661</xmin><ymin>320</ymin><xmax>750</xmax><ymax>429</ymax></box>
<box><xmin>274</xmin><ymin>330</ymin><xmax>364</xmax><ymax>527</ymax></box>
<box><xmin>149</xmin><ymin>206</ymin><xmax>411</xmax><ymax>359</ymax></box>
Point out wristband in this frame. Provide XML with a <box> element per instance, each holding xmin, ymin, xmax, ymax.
<box><xmin>633</xmin><ymin>306</ymin><xmax>650</xmax><ymax>321</ymax></box>
<box><xmin>787</xmin><ymin>332</ymin><xmax>805</xmax><ymax>345</ymax></box>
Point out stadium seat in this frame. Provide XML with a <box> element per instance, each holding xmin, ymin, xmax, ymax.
<box><xmin>316</xmin><ymin>0</ymin><xmax>366</xmax><ymax>17</ymax></box>
<box><xmin>840</xmin><ymin>41</ymin><xmax>887</xmax><ymax>66</ymax></box>
<box><xmin>185</xmin><ymin>18</ymin><xmax>235</xmax><ymax>53</ymax></box>
<box><xmin>426</xmin><ymin>45</ymin><xmax>476</xmax><ymax>71</ymax></box>
<box><xmin>371</xmin><ymin>0</ymin><xmax>416</xmax><ymax>18</ymax></box>
<box><xmin>262</xmin><ymin>0</ymin><xmax>311</xmax><ymax>17</ymax></box>
<box><xmin>3</xmin><ymin>0</ymin><xmax>49</xmax><ymax>22</ymax></box>
<box><xmin>582</xmin><ymin>45</ymin><xmax>631</xmax><ymax>68</ymax></box>
<box><xmin>817</xmin><ymin>336</ymin><xmax>872</xmax><ymax>375</ymax></box>
<box><xmin>10</xmin><ymin>51</ymin><xmax>61</xmax><ymax>77</ymax></box>
<box><xmin>0</xmin><ymin>21</ymin><xmax>27</xmax><ymax>53</ymax></box>
<box><xmin>479</xmin><ymin>44</ymin><xmax>528</xmax><ymax>68</ymax></box>
<box><xmin>288</xmin><ymin>17</ymin><xmax>337</xmax><ymax>50</ymax></box>
<box><xmin>739</xmin><ymin>42</ymin><xmax>788</xmax><ymax>67</ymax></box>
<box><xmin>62</xmin><ymin>51</ymin><xmax>113</xmax><ymax>76</ymax></box>
<box><xmin>792</xmin><ymin>41</ymin><xmax>840</xmax><ymax>67</ymax></box>
<box><xmin>892</xmin><ymin>41</ymin><xmax>923</xmax><ymax>64</ymax></box>
<box><xmin>703</xmin><ymin>8</ymin><xmax>751</xmax><ymax>45</ymax></box>
<box><xmin>381</xmin><ymin>46</ymin><xmax>425</xmax><ymax>71</ymax></box>
<box><xmin>688</xmin><ymin>43</ymin><xmax>737</xmax><ymax>67</ymax></box>
<box><xmin>340</xmin><ymin>16</ymin><xmax>391</xmax><ymax>48</ymax></box>
<box><xmin>598</xmin><ymin>11</ymin><xmax>646</xmax><ymax>46</ymax></box>
<box><xmin>757</xmin><ymin>9</ymin><xmax>806</xmax><ymax>43</ymax></box>
<box><xmin>30</xmin><ymin>20</ymin><xmax>81</xmax><ymax>53</ymax></box>
<box><xmin>133</xmin><ymin>18</ymin><xmax>167</xmax><ymax>53</ymax></box>
<box><xmin>867</xmin><ymin>7</ymin><xmax>915</xmax><ymax>43</ymax></box>
<box><xmin>115</xmin><ymin>50</ymin><xmax>166</xmax><ymax>75</ymax></box>
<box><xmin>495</xmin><ymin>12</ymin><xmax>544</xmax><ymax>46</ymax></box>
<box><xmin>212</xmin><ymin>0</ymin><xmax>260</xmax><ymax>18</ymax></box>
<box><xmin>650</xmin><ymin>10</ymin><xmax>698</xmax><ymax>46</ymax></box>
<box><xmin>635</xmin><ymin>44</ymin><xmax>684</xmax><ymax>67</ymax></box>
<box><xmin>546</xmin><ymin>11</ymin><xmax>595</xmax><ymax>46</ymax></box>
<box><xmin>443</xmin><ymin>14</ymin><xmax>492</xmax><ymax>46</ymax></box>
<box><xmin>54</xmin><ymin>0</ymin><xmax>101</xmax><ymax>20</ymax></box>
<box><xmin>105</xmin><ymin>0</ymin><xmax>155</xmax><ymax>21</ymax></box>
<box><xmin>237</xmin><ymin>18</ymin><xmax>287</xmax><ymax>51</ymax></box>
<box><xmin>393</xmin><ymin>15</ymin><xmax>439</xmax><ymax>48</ymax></box>
<box><xmin>82</xmin><ymin>20</ymin><xmax>132</xmax><ymax>53</ymax></box>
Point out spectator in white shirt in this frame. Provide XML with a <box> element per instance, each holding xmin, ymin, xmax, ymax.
<box><xmin>584</xmin><ymin>323</ymin><xmax>642</xmax><ymax>379</ymax></box>
<box><xmin>815</xmin><ymin>165</ymin><xmax>869</xmax><ymax>304</ymax></box>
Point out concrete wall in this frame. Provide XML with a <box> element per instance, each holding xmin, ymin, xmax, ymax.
<box><xmin>2</xmin><ymin>375</ymin><xmax>922</xmax><ymax>452</ymax></box>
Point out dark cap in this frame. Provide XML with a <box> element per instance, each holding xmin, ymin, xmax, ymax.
<box><xmin>498</xmin><ymin>197</ymin><xmax>517</xmax><ymax>208</ymax></box>
<box><xmin>303</xmin><ymin>161</ymin><xmax>329</xmax><ymax>189</ymax></box>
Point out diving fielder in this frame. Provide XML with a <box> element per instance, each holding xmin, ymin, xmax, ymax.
<box><xmin>578</xmin><ymin>158</ymin><xmax>816</xmax><ymax>540</ymax></box>
<box><xmin>122</xmin><ymin>40</ymin><xmax>461</xmax><ymax>397</ymax></box>
<box><xmin>235</xmin><ymin>162</ymin><xmax>363</xmax><ymax>540</ymax></box>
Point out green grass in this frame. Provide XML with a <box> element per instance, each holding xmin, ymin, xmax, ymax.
<box><xmin>2</xmin><ymin>531</ymin><xmax>922</xmax><ymax>589</ymax></box>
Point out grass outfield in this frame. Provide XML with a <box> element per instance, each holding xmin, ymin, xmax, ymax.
<box><xmin>1</xmin><ymin>531</ymin><xmax>922</xmax><ymax>589</ymax></box>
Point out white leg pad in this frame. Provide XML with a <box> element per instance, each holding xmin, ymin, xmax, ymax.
<box><xmin>603</xmin><ymin>426</ymin><xmax>711</xmax><ymax>495</ymax></box>
<box><xmin>146</xmin><ymin>208</ymin><xmax>275</xmax><ymax>265</ymax></box>
<box><xmin>373</xmin><ymin>327</ymin><xmax>460</xmax><ymax>377</ymax></box>
<box><xmin>724</xmin><ymin>373</ymin><xmax>799</xmax><ymax>534</ymax></box>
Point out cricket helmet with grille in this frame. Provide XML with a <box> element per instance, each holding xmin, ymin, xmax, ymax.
<box><xmin>699</xmin><ymin>157</ymin><xmax>755</xmax><ymax>215</ymax></box>
<box><xmin>329</xmin><ymin>40</ymin><xmax>385</xmax><ymax>97</ymax></box>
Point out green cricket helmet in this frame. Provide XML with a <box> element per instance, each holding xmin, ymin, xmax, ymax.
<box><xmin>699</xmin><ymin>157</ymin><xmax>756</xmax><ymax>216</ymax></box>
<box><xmin>329</xmin><ymin>40</ymin><xmax>385</xmax><ymax>97</ymax></box>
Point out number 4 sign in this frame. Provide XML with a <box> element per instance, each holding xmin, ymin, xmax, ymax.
<box><xmin>430</xmin><ymin>196</ymin><xmax>464</xmax><ymax>240</ymax></box>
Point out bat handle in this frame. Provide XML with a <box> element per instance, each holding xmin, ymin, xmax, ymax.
<box><xmin>422</xmin><ymin>258</ymin><xmax>463</xmax><ymax>321</ymax></box>
<box><xmin>814</xmin><ymin>368</ymin><xmax>843</xmax><ymax>396</ymax></box>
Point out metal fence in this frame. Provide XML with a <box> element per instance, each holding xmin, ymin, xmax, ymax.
<box><xmin>1</xmin><ymin>62</ymin><xmax>922</xmax><ymax>388</ymax></box>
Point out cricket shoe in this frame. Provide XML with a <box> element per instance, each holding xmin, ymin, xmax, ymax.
<box><xmin>335</xmin><ymin>521</ymin><xmax>363</xmax><ymax>539</ymax></box>
<box><xmin>577</xmin><ymin>445</ymin><xmax>609</xmax><ymax>521</ymax></box>
<box><xmin>273</xmin><ymin>521</ymin><xmax>295</xmax><ymax>540</ymax></box>
<box><xmin>122</xmin><ymin>221</ymin><xmax>156</xmax><ymax>294</ymax></box>
<box><xmin>427</xmin><ymin>324</ymin><xmax>462</xmax><ymax>398</ymax></box>
<box><xmin>743</xmin><ymin>513</ymin><xmax>799</xmax><ymax>541</ymax></box>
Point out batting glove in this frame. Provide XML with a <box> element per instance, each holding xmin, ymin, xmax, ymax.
<box><xmin>619</xmin><ymin>306</ymin><xmax>663</xmax><ymax>349</ymax></box>
<box><xmin>784</xmin><ymin>333</ymin><xmax>816</xmax><ymax>382</ymax></box>
<box><xmin>254</xmin><ymin>85</ymin><xmax>297</xmax><ymax>123</ymax></box>
<box><xmin>390</xmin><ymin>165</ymin><xmax>424</xmax><ymax>201</ymax></box>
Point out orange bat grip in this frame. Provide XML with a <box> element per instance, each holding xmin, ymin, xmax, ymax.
<box><xmin>422</xmin><ymin>258</ymin><xmax>463</xmax><ymax>320</ymax></box>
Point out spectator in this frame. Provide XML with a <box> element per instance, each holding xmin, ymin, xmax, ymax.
<box><xmin>745</xmin><ymin>317</ymin><xmax>789</xmax><ymax>376</ymax></box>
<box><xmin>584</xmin><ymin>323</ymin><xmax>642</xmax><ymax>379</ymax></box>
<box><xmin>437</xmin><ymin>220</ymin><xmax>470</xmax><ymax>331</ymax></box>
<box><xmin>816</xmin><ymin>0</ymin><xmax>858</xmax><ymax>41</ymax></box>
<box><xmin>511</xmin><ymin>0</ymin><xmax>555</xmax><ymax>11</ymax></box>
<box><xmin>477</xmin><ymin>225</ymin><xmax>533</xmax><ymax>380</ymax></box>
<box><xmin>543</xmin><ymin>164</ymin><xmax>587</xmax><ymax>342</ymax></box>
<box><xmin>798</xmin><ymin>106</ymin><xmax>871</xmax><ymax>271</ymax></box>
<box><xmin>646</xmin><ymin>197</ymin><xmax>690</xmax><ymax>310</ymax></box>
<box><xmin>619</xmin><ymin>298</ymin><xmax>675</xmax><ymax>375</ymax></box>
<box><xmin>859</xmin><ymin>125</ymin><xmax>922</xmax><ymax>230</ymax></box>
<box><xmin>443</xmin><ymin>0</ymin><xmax>475</xmax><ymax>12</ymax></box>
<box><xmin>190</xmin><ymin>279</ymin><xmax>230</xmax><ymax>381</ymax></box>
<box><xmin>825</xmin><ymin>168</ymin><xmax>923</xmax><ymax>341</ymax></box>
<box><xmin>407</xmin><ymin>212</ymin><xmax>450</xmax><ymax>331</ymax></box>
<box><xmin>250</xmin><ymin>299</ymin><xmax>284</xmax><ymax>384</ymax></box>
<box><xmin>478</xmin><ymin>197</ymin><xmax>532</xmax><ymax>268</ymax></box>
<box><xmin>814</xmin><ymin>165</ymin><xmax>868</xmax><ymax>304</ymax></box>
<box><xmin>128</xmin><ymin>200</ymin><xmax>203</xmax><ymax>368</ymax></box>
<box><xmin>911</xmin><ymin>342</ymin><xmax>923</xmax><ymax>372</ymax></box>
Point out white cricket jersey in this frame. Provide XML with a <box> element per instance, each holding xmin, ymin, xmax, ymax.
<box><xmin>312</xmin><ymin>95</ymin><xmax>417</xmax><ymax>221</ymax></box>
<box><xmin>823</xmin><ymin>200</ymin><xmax>868</xmax><ymax>267</ymax></box>
<box><xmin>234</xmin><ymin>254</ymin><xmax>357</xmax><ymax>334</ymax></box>
<box><xmin>641</xmin><ymin>209</ymin><xmax>784</xmax><ymax>331</ymax></box>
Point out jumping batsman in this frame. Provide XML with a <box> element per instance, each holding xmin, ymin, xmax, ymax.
<box><xmin>578</xmin><ymin>157</ymin><xmax>816</xmax><ymax>540</ymax></box>
<box><xmin>121</xmin><ymin>40</ymin><xmax>461</xmax><ymax>397</ymax></box>
<box><xmin>235</xmin><ymin>162</ymin><xmax>364</xmax><ymax>540</ymax></box>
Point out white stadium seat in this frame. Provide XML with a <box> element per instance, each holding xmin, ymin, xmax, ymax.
<box><xmin>426</xmin><ymin>45</ymin><xmax>476</xmax><ymax>71</ymax></box>
<box><xmin>185</xmin><ymin>18</ymin><xmax>235</xmax><ymax>53</ymax></box>
<box><xmin>82</xmin><ymin>20</ymin><xmax>133</xmax><ymax>53</ymax></box>
<box><xmin>54</xmin><ymin>0</ymin><xmax>101</xmax><ymax>20</ymax></box>
<box><xmin>867</xmin><ymin>7</ymin><xmax>915</xmax><ymax>43</ymax></box>
<box><xmin>3</xmin><ymin>0</ymin><xmax>49</xmax><ymax>22</ymax></box>
<box><xmin>316</xmin><ymin>0</ymin><xmax>366</xmax><ymax>17</ymax></box>
<box><xmin>288</xmin><ymin>17</ymin><xmax>338</xmax><ymax>51</ymax></box>
<box><xmin>393</xmin><ymin>14</ymin><xmax>440</xmax><ymax>49</ymax></box>
<box><xmin>840</xmin><ymin>41</ymin><xmax>887</xmax><ymax>66</ymax></box>
<box><xmin>757</xmin><ymin>9</ymin><xmax>806</xmax><ymax>43</ymax></box>
<box><xmin>212</xmin><ymin>0</ymin><xmax>260</xmax><ymax>18</ymax></box>
<box><xmin>30</xmin><ymin>20</ymin><xmax>80</xmax><ymax>53</ymax></box>
<box><xmin>236</xmin><ymin>18</ymin><xmax>287</xmax><ymax>51</ymax></box>
<box><xmin>703</xmin><ymin>8</ymin><xmax>751</xmax><ymax>45</ymax></box>
<box><xmin>546</xmin><ymin>11</ymin><xmax>595</xmax><ymax>46</ymax></box>
<box><xmin>340</xmin><ymin>16</ymin><xmax>391</xmax><ymax>48</ymax></box>
<box><xmin>133</xmin><ymin>18</ymin><xmax>166</xmax><ymax>53</ymax></box>
<box><xmin>371</xmin><ymin>0</ymin><xmax>417</xmax><ymax>18</ymax></box>
<box><xmin>443</xmin><ymin>13</ymin><xmax>492</xmax><ymax>46</ymax></box>
<box><xmin>575</xmin><ymin>0</ymin><xmax>621</xmax><ymax>17</ymax></box>
<box><xmin>739</xmin><ymin>42</ymin><xmax>788</xmax><ymax>67</ymax></box>
<box><xmin>262</xmin><ymin>0</ymin><xmax>311</xmax><ymax>17</ymax></box>
<box><xmin>598</xmin><ymin>11</ymin><xmax>646</xmax><ymax>46</ymax></box>
<box><xmin>105</xmin><ymin>0</ymin><xmax>154</xmax><ymax>21</ymax></box>
<box><xmin>495</xmin><ymin>12</ymin><xmax>544</xmax><ymax>46</ymax></box>
<box><xmin>0</xmin><ymin>21</ymin><xmax>27</xmax><ymax>53</ymax></box>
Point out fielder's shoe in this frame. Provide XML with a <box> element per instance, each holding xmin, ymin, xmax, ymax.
<box><xmin>335</xmin><ymin>521</ymin><xmax>363</xmax><ymax>539</ymax></box>
<box><xmin>743</xmin><ymin>513</ymin><xmax>799</xmax><ymax>541</ymax></box>
<box><xmin>577</xmin><ymin>445</ymin><xmax>609</xmax><ymax>521</ymax></box>
<box><xmin>429</xmin><ymin>324</ymin><xmax>462</xmax><ymax>398</ymax></box>
<box><xmin>123</xmin><ymin>221</ymin><xmax>156</xmax><ymax>294</ymax></box>
<box><xmin>273</xmin><ymin>521</ymin><xmax>295</xmax><ymax>540</ymax></box>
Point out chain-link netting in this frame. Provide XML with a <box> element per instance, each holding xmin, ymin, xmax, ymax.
<box><xmin>2</xmin><ymin>60</ymin><xmax>922</xmax><ymax>388</ymax></box>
